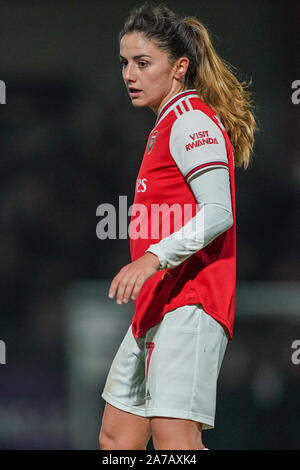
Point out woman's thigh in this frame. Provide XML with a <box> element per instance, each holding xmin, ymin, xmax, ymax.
<box><xmin>150</xmin><ymin>416</ymin><xmax>204</xmax><ymax>450</ymax></box>
<box><xmin>100</xmin><ymin>402</ymin><xmax>151</xmax><ymax>449</ymax></box>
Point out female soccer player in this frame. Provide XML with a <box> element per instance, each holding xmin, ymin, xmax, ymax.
<box><xmin>99</xmin><ymin>2</ymin><xmax>257</xmax><ymax>450</ymax></box>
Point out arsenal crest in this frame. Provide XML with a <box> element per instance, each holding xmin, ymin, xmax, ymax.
<box><xmin>147</xmin><ymin>130</ymin><xmax>159</xmax><ymax>154</ymax></box>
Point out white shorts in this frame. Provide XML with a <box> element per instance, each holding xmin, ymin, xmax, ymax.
<box><xmin>101</xmin><ymin>304</ymin><xmax>228</xmax><ymax>429</ymax></box>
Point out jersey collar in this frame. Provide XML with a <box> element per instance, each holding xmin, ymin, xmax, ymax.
<box><xmin>154</xmin><ymin>89</ymin><xmax>198</xmax><ymax>128</ymax></box>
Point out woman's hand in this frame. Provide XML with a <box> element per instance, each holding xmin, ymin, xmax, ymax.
<box><xmin>108</xmin><ymin>252</ymin><xmax>161</xmax><ymax>304</ymax></box>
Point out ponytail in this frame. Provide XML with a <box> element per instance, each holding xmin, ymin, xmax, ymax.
<box><xmin>182</xmin><ymin>17</ymin><xmax>258</xmax><ymax>168</ymax></box>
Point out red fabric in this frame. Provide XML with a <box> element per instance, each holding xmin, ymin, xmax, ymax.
<box><xmin>129</xmin><ymin>94</ymin><xmax>236</xmax><ymax>340</ymax></box>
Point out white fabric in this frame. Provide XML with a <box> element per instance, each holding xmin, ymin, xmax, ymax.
<box><xmin>101</xmin><ymin>304</ymin><xmax>228</xmax><ymax>430</ymax></box>
<box><xmin>145</xmin><ymin>105</ymin><xmax>232</xmax><ymax>270</ymax></box>
<box><xmin>155</xmin><ymin>89</ymin><xmax>197</xmax><ymax>127</ymax></box>
<box><xmin>145</xmin><ymin>167</ymin><xmax>233</xmax><ymax>269</ymax></box>
<box><xmin>169</xmin><ymin>108</ymin><xmax>228</xmax><ymax>180</ymax></box>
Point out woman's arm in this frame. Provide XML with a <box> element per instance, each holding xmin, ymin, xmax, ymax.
<box><xmin>145</xmin><ymin>166</ymin><xmax>233</xmax><ymax>269</ymax></box>
<box><xmin>108</xmin><ymin>109</ymin><xmax>233</xmax><ymax>304</ymax></box>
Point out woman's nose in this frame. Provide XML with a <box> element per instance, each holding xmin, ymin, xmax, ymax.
<box><xmin>123</xmin><ymin>63</ymin><xmax>136</xmax><ymax>82</ymax></box>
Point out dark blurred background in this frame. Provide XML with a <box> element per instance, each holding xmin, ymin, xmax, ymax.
<box><xmin>0</xmin><ymin>0</ymin><xmax>299</xmax><ymax>450</ymax></box>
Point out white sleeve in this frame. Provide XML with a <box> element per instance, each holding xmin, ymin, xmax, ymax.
<box><xmin>145</xmin><ymin>167</ymin><xmax>233</xmax><ymax>269</ymax></box>
<box><xmin>144</xmin><ymin>110</ymin><xmax>232</xmax><ymax>269</ymax></box>
<box><xmin>169</xmin><ymin>109</ymin><xmax>228</xmax><ymax>182</ymax></box>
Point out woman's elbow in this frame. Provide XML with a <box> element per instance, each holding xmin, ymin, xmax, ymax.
<box><xmin>224</xmin><ymin>211</ymin><xmax>234</xmax><ymax>231</ymax></box>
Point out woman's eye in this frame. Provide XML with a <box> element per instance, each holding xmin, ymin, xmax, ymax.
<box><xmin>138</xmin><ymin>61</ymin><xmax>148</xmax><ymax>68</ymax></box>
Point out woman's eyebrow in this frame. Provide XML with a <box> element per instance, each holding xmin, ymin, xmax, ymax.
<box><xmin>119</xmin><ymin>54</ymin><xmax>151</xmax><ymax>60</ymax></box>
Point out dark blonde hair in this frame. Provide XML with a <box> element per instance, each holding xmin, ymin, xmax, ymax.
<box><xmin>119</xmin><ymin>2</ymin><xmax>258</xmax><ymax>169</ymax></box>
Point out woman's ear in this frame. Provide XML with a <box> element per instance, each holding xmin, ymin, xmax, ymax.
<box><xmin>174</xmin><ymin>57</ymin><xmax>190</xmax><ymax>81</ymax></box>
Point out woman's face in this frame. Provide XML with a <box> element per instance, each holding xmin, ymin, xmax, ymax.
<box><xmin>119</xmin><ymin>32</ymin><xmax>187</xmax><ymax>114</ymax></box>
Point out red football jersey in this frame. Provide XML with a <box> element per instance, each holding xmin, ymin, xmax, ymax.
<box><xmin>129</xmin><ymin>90</ymin><xmax>236</xmax><ymax>339</ymax></box>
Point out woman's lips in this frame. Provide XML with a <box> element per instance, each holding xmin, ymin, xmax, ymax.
<box><xmin>129</xmin><ymin>88</ymin><xmax>142</xmax><ymax>97</ymax></box>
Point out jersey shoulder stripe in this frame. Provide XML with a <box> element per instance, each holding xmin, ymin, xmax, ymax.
<box><xmin>155</xmin><ymin>90</ymin><xmax>198</xmax><ymax>127</ymax></box>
